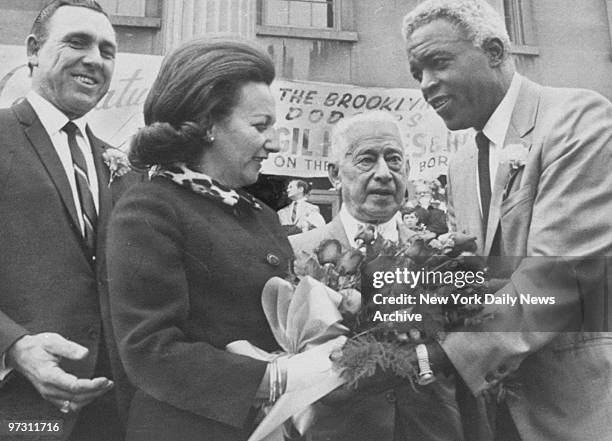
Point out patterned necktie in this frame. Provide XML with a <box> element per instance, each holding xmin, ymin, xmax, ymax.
<box><xmin>62</xmin><ymin>122</ymin><xmax>97</xmax><ymax>257</ymax></box>
<box><xmin>290</xmin><ymin>201</ymin><xmax>298</xmax><ymax>224</ymax></box>
<box><xmin>476</xmin><ymin>131</ymin><xmax>491</xmax><ymax>233</ymax></box>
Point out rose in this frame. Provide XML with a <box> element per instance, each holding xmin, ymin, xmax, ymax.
<box><xmin>337</xmin><ymin>250</ymin><xmax>364</xmax><ymax>276</ymax></box>
<box><xmin>316</xmin><ymin>239</ymin><xmax>343</xmax><ymax>266</ymax></box>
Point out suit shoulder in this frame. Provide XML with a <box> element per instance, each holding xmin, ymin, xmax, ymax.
<box><xmin>115</xmin><ymin>177</ymin><xmax>179</xmax><ymax>207</ymax></box>
<box><xmin>304</xmin><ymin>202</ymin><xmax>321</xmax><ymax>213</ymax></box>
<box><xmin>0</xmin><ymin>106</ymin><xmax>13</xmax><ymax>118</ymax></box>
<box><xmin>537</xmin><ymin>86</ymin><xmax>612</xmax><ymax>135</ymax></box>
<box><xmin>277</xmin><ymin>204</ymin><xmax>291</xmax><ymax>215</ymax></box>
<box><xmin>0</xmin><ymin>106</ymin><xmax>18</xmax><ymax>129</ymax></box>
<box><xmin>289</xmin><ymin>224</ymin><xmax>332</xmax><ymax>255</ymax></box>
<box><xmin>538</xmin><ymin>85</ymin><xmax>612</xmax><ymax>117</ymax></box>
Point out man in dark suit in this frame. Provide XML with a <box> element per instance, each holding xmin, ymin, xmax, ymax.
<box><xmin>0</xmin><ymin>1</ymin><xmax>135</xmax><ymax>439</ymax></box>
<box><xmin>290</xmin><ymin>111</ymin><xmax>463</xmax><ymax>441</ymax></box>
<box><xmin>402</xmin><ymin>1</ymin><xmax>612</xmax><ymax>440</ymax></box>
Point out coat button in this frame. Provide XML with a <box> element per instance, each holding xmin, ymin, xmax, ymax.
<box><xmin>485</xmin><ymin>372</ymin><xmax>496</xmax><ymax>382</ymax></box>
<box><xmin>266</xmin><ymin>253</ymin><xmax>280</xmax><ymax>266</ymax></box>
<box><xmin>88</xmin><ymin>328</ymin><xmax>98</xmax><ymax>340</ymax></box>
<box><xmin>385</xmin><ymin>391</ymin><xmax>396</xmax><ymax>403</ymax></box>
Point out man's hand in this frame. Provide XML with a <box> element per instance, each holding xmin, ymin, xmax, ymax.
<box><xmin>6</xmin><ymin>333</ymin><xmax>114</xmax><ymax>413</ymax></box>
<box><xmin>321</xmin><ymin>347</ymin><xmax>406</xmax><ymax>406</ymax></box>
<box><xmin>321</xmin><ymin>337</ymin><xmax>453</xmax><ymax>406</ymax></box>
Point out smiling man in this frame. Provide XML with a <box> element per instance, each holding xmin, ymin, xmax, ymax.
<box><xmin>401</xmin><ymin>1</ymin><xmax>612</xmax><ymax>440</ymax></box>
<box><xmin>290</xmin><ymin>111</ymin><xmax>463</xmax><ymax>441</ymax></box>
<box><xmin>278</xmin><ymin>179</ymin><xmax>325</xmax><ymax>234</ymax></box>
<box><xmin>0</xmin><ymin>1</ymin><xmax>137</xmax><ymax>440</ymax></box>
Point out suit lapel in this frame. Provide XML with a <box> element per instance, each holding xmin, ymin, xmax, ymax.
<box><xmin>328</xmin><ymin>216</ymin><xmax>351</xmax><ymax>250</ymax></box>
<box><xmin>458</xmin><ymin>145</ymin><xmax>486</xmax><ymax>254</ymax></box>
<box><xmin>13</xmin><ymin>99</ymin><xmax>81</xmax><ymax>233</ymax></box>
<box><xmin>484</xmin><ymin>77</ymin><xmax>540</xmax><ymax>255</ymax></box>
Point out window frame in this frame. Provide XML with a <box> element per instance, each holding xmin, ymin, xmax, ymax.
<box><xmin>606</xmin><ymin>0</ymin><xmax>612</xmax><ymax>60</ymax></box>
<box><xmin>260</xmin><ymin>0</ymin><xmax>335</xmax><ymax>30</ymax></box>
<box><xmin>495</xmin><ymin>0</ymin><xmax>539</xmax><ymax>56</ymax></box>
<box><xmin>256</xmin><ymin>0</ymin><xmax>357</xmax><ymax>42</ymax></box>
<box><xmin>101</xmin><ymin>0</ymin><xmax>162</xmax><ymax>29</ymax></box>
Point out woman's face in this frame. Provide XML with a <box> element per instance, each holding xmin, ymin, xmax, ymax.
<box><xmin>199</xmin><ymin>81</ymin><xmax>278</xmax><ymax>187</ymax></box>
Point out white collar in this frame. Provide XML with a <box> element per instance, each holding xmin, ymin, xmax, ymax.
<box><xmin>339</xmin><ymin>205</ymin><xmax>400</xmax><ymax>247</ymax></box>
<box><xmin>27</xmin><ymin>90</ymin><xmax>90</xmax><ymax>138</ymax></box>
<box><xmin>481</xmin><ymin>73</ymin><xmax>523</xmax><ymax>148</ymax></box>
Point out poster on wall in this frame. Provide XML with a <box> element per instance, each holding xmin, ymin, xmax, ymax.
<box><xmin>269</xmin><ymin>80</ymin><xmax>472</xmax><ymax>180</ymax></box>
<box><xmin>0</xmin><ymin>44</ymin><xmax>471</xmax><ymax>181</ymax></box>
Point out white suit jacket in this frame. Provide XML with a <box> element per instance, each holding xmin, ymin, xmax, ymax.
<box><xmin>445</xmin><ymin>76</ymin><xmax>612</xmax><ymax>441</ymax></box>
<box><xmin>278</xmin><ymin>200</ymin><xmax>325</xmax><ymax>231</ymax></box>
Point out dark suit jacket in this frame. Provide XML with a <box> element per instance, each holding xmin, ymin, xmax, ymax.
<box><xmin>0</xmin><ymin>99</ymin><xmax>137</xmax><ymax>439</ymax></box>
<box><xmin>107</xmin><ymin>177</ymin><xmax>294</xmax><ymax>441</ymax></box>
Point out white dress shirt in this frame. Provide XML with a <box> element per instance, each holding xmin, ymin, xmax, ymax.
<box><xmin>475</xmin><ymin>73</ymin><xmax>523</xmax><ymax>214</ymax></box>
<box><xmin>26</xmin><ymin>91</ymin><xmax>100</xmax><ymax>234</ymax></box>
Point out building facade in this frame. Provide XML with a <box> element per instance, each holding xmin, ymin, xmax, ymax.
<box><xmin>1</xmin><ymin>0</ymin><xmax>611</xmax><ymax>98</ymax></box>
<box><xmin>1</xmin><ymin>0</ymin><xmax>611</xmax><ymax>212</ymax></box>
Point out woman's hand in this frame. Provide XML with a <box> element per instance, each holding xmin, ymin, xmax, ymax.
<box><xmin>279</xmin><ymin>336</ymin><xmax>347</xmax><ymax>393</ymax></box>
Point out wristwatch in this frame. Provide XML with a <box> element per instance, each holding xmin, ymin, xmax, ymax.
<box><xmin>416</xmin><ymin>344</ymin><xmax>436</xmax><ymax>385</ymax></box>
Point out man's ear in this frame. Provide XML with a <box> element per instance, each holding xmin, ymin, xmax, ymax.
<box><xmin>482</xmin><ymin>37</ymin><xmax>505</xmax><ymax>67</ymax></box>
<box><xmin>328</xmin><ymin>163</ymin><xmax>341</xmax><ymax>190</ymax></box>
<box><xmin>26</xmin><ymin>35</ymin><xmax>40</xmax><ymax>70</ymax></box>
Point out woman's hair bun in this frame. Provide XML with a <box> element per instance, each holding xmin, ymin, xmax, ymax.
<box><xmin>128</xmin><ymin>121</ymin><xmax>206</xmax><ymax>170</ymax></box>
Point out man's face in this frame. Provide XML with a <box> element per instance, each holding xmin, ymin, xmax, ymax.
<box><xmin>403</xmin><ymin>212</ymin><xmax>419</xmax><ymax>229</ymax></box>
<box><xmin>29</xmin><ymin>6</ymin><xmax>117</xmax><ymax>119</ymax></box>
<box><xmin>332</xmin><ymin>120</ymin><xmax>408</xmax><ymax>223</ymax></box>
<box><xmin>286</xmin><ymin>181</ymin><xmax>303</xmax><ymax>201</ymax></box>
<box><xmin>406</xmin><ymin>19</ymin><xmax>501</xmax><ymax>131</ymax></box>
<box><xmin>415</xmin><ymin>184</ymin><xmax>433</xmax><ymax>208</ymax></box>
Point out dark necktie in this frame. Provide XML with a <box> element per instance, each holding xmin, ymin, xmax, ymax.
<box><xmin>62</xmin><ymin>122</ymin><xmax>97</xmax><ymax>257</ymax></box>
<box><xmin>476</xmin><ymin>131</ymin><xmax>491</xmax><ymax>232</ymax></box>
<box><xmin>290</xmin><ymin>201</ymin><xmax>298</xmax><ymax>224</ymax></box>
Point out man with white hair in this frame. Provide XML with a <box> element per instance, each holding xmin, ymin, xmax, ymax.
<box><xmin>401</xmin><ymin>1</ymin><xmax>612</xmax><ymax>440</ymax></box>
<box><xmin>291</xmin><ymin>111</ymin><xmax>463</xmax><ymax>441</ymax></box>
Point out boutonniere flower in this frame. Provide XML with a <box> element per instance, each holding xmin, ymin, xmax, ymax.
<box><xmin>502</xmin><ymin>143</ymin><xmax>529</xmax><ymax>170</ymax></box>
<box><xmin>102</xmin><ymin>148</ymin><xmax>131</xmax><ymax>187</ymax></box>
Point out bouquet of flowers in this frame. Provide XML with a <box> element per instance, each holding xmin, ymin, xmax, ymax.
<box><xmin>293</xmin><ymin>224</ymin><xmax>492</xmax><ymax>387</ymax></box>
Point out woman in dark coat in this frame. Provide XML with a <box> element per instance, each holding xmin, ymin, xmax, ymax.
<box><xmin>107</xmin><ymin>37</ymin><xmax>296</xmax><ymax>441</ymax></box>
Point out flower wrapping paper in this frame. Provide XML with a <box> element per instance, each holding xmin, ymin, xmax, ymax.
<box><xmin>227</xmin><ymin>276</ymin><xmax>348</xmax><ymax>441</ymax></box>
